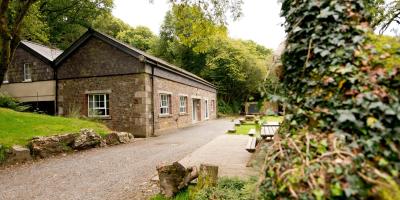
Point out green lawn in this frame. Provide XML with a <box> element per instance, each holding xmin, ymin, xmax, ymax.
<box><xmin>230</xmin><ymin>115</ymin><xmax>284</xmax><ymax>135</ymax></box>
<box><xmin>0</xmin><ymin>108</ymin><xmax>110</xmax><ymax>147</ymax></box>
<box><xmin>150</xmin><ymin>188</ymin><xmax>189</xmax><ymax>200</ymax></box>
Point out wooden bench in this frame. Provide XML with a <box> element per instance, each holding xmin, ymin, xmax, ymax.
<box><xmin>228</xmin><ymin>128</ymin><xmax>236</xmax><ymax>133</ymax></box>
<box><xmin>248</xmin><ymin>128</ymin><xmax>256</xmax><ymax>136</ymax></box>
<box><xmin>246</xmin><ymin>136</ymin><xmax>256</xmax><ymax>153</ymax></box>
<box><xmin>245</xmin><ymin>115</ymin><xmax>256</xmax><ymax>121</ymax></box>
<box><xmin>261</xmin><ymin>122</ymin><xmax>280</xmax><ymax>140</ymax></box>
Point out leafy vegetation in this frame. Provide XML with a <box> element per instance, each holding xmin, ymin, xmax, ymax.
<box><xmin>150</xmin><ymin>177</ymin><xmax>256</xmax><ymax>200</ymax></box>
<box><xmin>0</xmin><ymin>108</ymin><xmax>110</xmax><ymax>148</ymax></box>
<box><xmin>153</xmin><ymin>4</ymin><xmax>272</xmax><ymax>113</ymax></box>
<box><xmin>258</xmin><ymin>0</ymin><xmax>400</xmax><ymax>199</ymax></box>
<box><xmin>0</xmin><ymin>94</ymin><xmax>30</xmax><ymax>112</ymax></box>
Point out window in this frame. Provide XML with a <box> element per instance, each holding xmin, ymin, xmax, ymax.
<box><xmin>211</xmin><ymin>100</ymin><xmax>215</xmax><ymax>112</ymax></box>
<box><xmin>23</xmin><ymin>63</ymin><xmax>32</xmax><ymax>81</ymax></box>
<box><xmin>160</xmin><ymin>94</ymin><xmax>171</xmax><ymax>115</ymax></box>
<box><xmin>179</xmin><ymin>96</ymin><xmax>187</xmax><ymax>113</ymax></box>
<box><xmin>88</xmin><ymin>94</ymin><xmax>109</xmax><ymax>117</ymax></box>
<box><xmin>3</xmin><ymin>71</ymin><xmax>8</xmax><ymax>83</ymax></box>
<box><xmin>205</xmin><ymin>99</ymin><xmax>209</xmax><ymax>119</ymax></box>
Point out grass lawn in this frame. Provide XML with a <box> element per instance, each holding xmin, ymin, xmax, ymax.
<box><xmin>229</xmin><ymin>115</ymin><xmax>284</xmax><ymax>135</ymax></box>
<box><xmin>0</xmin><ymin>108</ymin><xmax>110</xmax><ymax>148</ymax></box>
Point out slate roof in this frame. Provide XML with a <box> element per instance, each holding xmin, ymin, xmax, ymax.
<box><xmin>21</xmin><ymin>41</ymin><xmax>63</xmax><ymax>62</ymax></box>
<box><xmin>55</xmin><ymin>29</ymin><xmax>215</xmax><ymax>89</ymax></box>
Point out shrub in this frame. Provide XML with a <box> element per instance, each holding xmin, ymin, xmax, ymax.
<box><xmin>194</xmin><ymin>177</ymin><xmax>256</xmax><ymax>200</ymax></box>
<box><xmin>0</xmin><ymin>94</ymin><xmax>29</xmax><ymax>112</ymax></box>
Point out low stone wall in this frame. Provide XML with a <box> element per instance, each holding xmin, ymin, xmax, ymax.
<box><xmin>1</xmin><ymin>129</ymin><xmax>134</xmax><ymax>166</ymax></box>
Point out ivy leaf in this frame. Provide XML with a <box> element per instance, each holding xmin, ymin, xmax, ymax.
<box><xmin>367</xmin><ymin>117</ymin><xmax>377</xmax><ymax>127</ymax></box>
<box><xmin>331</xmin><ymin>182</ymin><xmax>343</xmax><ymax>196</ymax></box>
<box><xmin>338</xmin><ymin>110</ymin><xmax>356</xmax><ymax>123</ymax></box>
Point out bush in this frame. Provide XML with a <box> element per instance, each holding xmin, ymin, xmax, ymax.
<box><xmin>194</xmin><ymin>177</ymin><xmax>256</xmax><ymax>200</ymax></box>
<box><xmin>0</xmin><ymin>94</ymin><xmax>29</xmax><ymax>112</ymax></box>
<box><xmin>217</xmin><ymin>99</ymin><xmax>241</xmax><ymax>115</ymax></box>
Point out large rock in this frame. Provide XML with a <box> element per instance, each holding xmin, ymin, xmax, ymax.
<box><xmin>29</xmin><ymin>133</ymin><xmax>77</xmax><ymax>158</ymax></box>
<box><xmin>72</xmin><ymin>129</ymin><xmax>104</xmax><ymax>150</ymax></box>
<box><xmin>105</xmin><ymin>132</ymin><xmax>134</xmax><ymax>145</ymax></box>
<box><xmin>6</xmin><ymin>145</ymin><xmax>32</xmax><ymax>164</ymax></box>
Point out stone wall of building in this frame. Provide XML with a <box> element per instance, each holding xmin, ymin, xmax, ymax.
<box><xmin>153</xmin><ymin>76</ymin><xmax>217</xmax><ymax>133</ymax></box>
<box><xmin>6</xmin><ymin>46</ymin><xmax>54</xmax><ymax>83</ymax></box>
<box><xmin>57</xmin><ymin>37</ymin><xmax>145</xmax><ymax>79</ymax></box>
<box><xmin>57</xmin><ymin>74</ymin><xmax>152</xmax><ymax>137</ymax></box>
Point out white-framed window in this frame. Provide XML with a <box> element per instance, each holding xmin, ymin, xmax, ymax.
<box><xmin>211</xmin><ymin>100</ymin><xmax>215</xmax><ymax>112</ymax></box>
<box><xmin>88</xmin><ymin>94</ymin><xmax>110</xmax><ymax>117</ymax></box>
<box><xmin>205</xmin><ymin>99</ymin><xmax>209</xmax><ymax>119</ymax></box>
<box><xmin>3</xmin><ymin>71</ymin><xmax>9</xmax><ymax>83</ymax></box>
<box><xmin>160</xmin><ymin>94</ymin><xmax>171</xmax><ymax>115</ymax></box>
<box><xmin>23</xmin><ymin>63</ymin><xmax>32</xmax><ymax>82</ymax></box>
<box><xmin>179</xmin><ymin>96</ymin><xmax>187</xmax><ymax>113</ymax></box>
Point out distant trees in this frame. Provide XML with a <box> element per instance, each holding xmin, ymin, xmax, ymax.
<box><xmin>152</xmin><ymin>4</ymin><xmax>272</xmax><ymax>113</ymax></box>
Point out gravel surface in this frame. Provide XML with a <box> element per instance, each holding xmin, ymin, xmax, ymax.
<box><xmin>0</xmin><ymin>119</ymin><xmax>232</xmax><ymax>200</ymax></box>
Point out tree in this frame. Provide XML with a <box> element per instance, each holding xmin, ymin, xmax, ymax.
<box><xmin>162</xmin><ymin>0</ymin><xmax>243</xmax><ymax>25</ymax></box>
<box><xmin>38</xmin><ymin>0</ymin><xmax>113</xmax><ymax>49</ymax></box>
<box><xmin>0</xmin><ymin>0</ymin><xmax>38</xmax><ymax>87</ymax></box>
<box><xmin>116</xmin><ymin>26</ymin><xmax>157</xmax><ymax>52</ymax></box>
<box><xmin>370</xmin><ymin>0</ymin><xmax>400</xmax><ymax>34</ymax></box>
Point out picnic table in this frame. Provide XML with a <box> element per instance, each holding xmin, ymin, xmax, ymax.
<box><xmin>261</xmin><ymin>122</ymin><xmax>280</xmax><ymax>140</ymax></box>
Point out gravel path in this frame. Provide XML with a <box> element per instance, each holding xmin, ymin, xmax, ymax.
<box><xmin>0</xmin><ymin>119</ymin><xmax>232</xmax><ymax>200</ymax></box>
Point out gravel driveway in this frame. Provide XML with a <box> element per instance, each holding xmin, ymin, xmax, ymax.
<box><xmin>0</xmin><ymin>119</ymin><xmax>231</xmax><ymax>200</ymax></box>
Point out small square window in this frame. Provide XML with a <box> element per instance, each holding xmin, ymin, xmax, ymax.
<box><xmin>23</xmin><ymin>63</ymin><xmax>32</xmax><ymax>82</ymax></box>
<box><xmin>179</xmin><ymin>96</ymin><xmax>187</xmax><ymax>113</ymax></box>
<box><xmin>211</xmin><ymin>100</ymin><xmax>215</xmax><ymax>112</ymax></box>
<box><xmin>88</xmin><ymin>94</ymin><xmax>110</xmax><ymax>117</ymax></box>
<box><xmin>160</xmin><ymin>94</ymin><xmax>171</xmax><ymax>115</ymax></box>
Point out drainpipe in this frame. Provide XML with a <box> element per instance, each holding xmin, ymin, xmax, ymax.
<box><xmin>151</xmin><ymin>64</ymin><xmax>155</xmax><ymax>136</ymax></box>
<box><xmin>54</xmin><ymin>64</ymin><xmax>58</xmax><ymax>116</ymax></box>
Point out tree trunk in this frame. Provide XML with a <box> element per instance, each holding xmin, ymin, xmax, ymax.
<box><xmin>156</xmin><ymin>162</ymin><xmax>198</xmax><ymax>198</ymax></box>
<box><xmin>189</xmin><ymin>164</ymin><xmax>218</xmax><ymax>199</ymax></box>
<box><xmin>0</xmin><ymin>0</ymin><xmax>37</xmax><ymax>87</ymax></box>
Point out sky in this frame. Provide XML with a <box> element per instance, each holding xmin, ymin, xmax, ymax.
<box><xmin>112</xmin><ymin>0</ymin><xmax>286</xmax><ymax>50</ymax></box>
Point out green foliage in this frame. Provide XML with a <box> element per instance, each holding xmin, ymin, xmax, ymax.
<box><xmin>37</xmin><ymin>0</ymin><xmax>113</xmax><ymax>49</ymax></box>
<box><xmin>0</xmin><ymin>108</ymin><xmax>110</xmax><ymax>147</ymax></box>
<box><xmin>168</xmin><ymin>0</ymin><xmax>243</xmax><ymax>25</ymax></box>
<box><xmin>19</xmin><ymin>2</ymin><xmax>50</xmax><ymax>44</ymax></box>
<box><xmin>91</xmin><ymin>13</ymin><xmax>132</xmax><ymax>38</ymax></box>
<box><xmin>0</xmin><ymin>94</ymin><xmax>30</xmax><ymax>112</ymax></box>
<box><xmin>194</xmin><ymin>177</ymin><xmax>256</xmax><ymax>200</ymax></box>
<box><xmin>154</xmin><ymin>4</ymin><xmax>272</xmax><ymax>108</ymax></box>
<box><xmin>116</xmin><ymin>26</ymin><xmax>157</xmax><ymax>52</ymax></box>
<box><xmin>368</xmin><ymin>33</ymin><xmax>400</xmax><ymax>69</ymax></box>
<box><xmin>258</xmin><ymin>0</ymin><xmax>400</xmax><ymax>199</ymax></box>
<box><xmin>150</xmin><ymin>188</ymin><xmax>189</xmax><ymax>200</ymax></box>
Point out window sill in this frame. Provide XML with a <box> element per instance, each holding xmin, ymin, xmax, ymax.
<box><xmin>22</xmin><ymin>80</ymin><xmax>32</xmax><ymax>83</ymax></box>
<box><xmin>159</xmin><ymin>114</ymin><xmax>172</xmax><ymax>118</ymax></box>
<box><xmin>179</xmin><ymin>113</ymin><xmax>189</xmax><ymax>116</ymax></box>
<box><xmin>89</xmin><ymin>116</ymin><xmax>112</xmax><ymax>120</ymax></box>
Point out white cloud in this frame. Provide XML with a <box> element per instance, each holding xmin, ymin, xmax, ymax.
<box><xmin>112</xmin><ymin>0</ymin><xmax>286</xmax><ymax>49</ymax></box>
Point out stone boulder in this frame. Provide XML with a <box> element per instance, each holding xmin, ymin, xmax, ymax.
<box><xmin>105</xmin><ymin>132</ymin><xmax>134</xmax><ymax>145</ymax></box>
<box><xmin>29</xmin><ymin>133</ymin><xmax>77</xmax><ymax>158</ymax></box>
<box><xmin>72</xmin><ymin>129</ymin><xmax>104</xmax><ymax>150</ymax></box>
<box><xmin>6</xmin><ymin>145</ymin><xmax>32</xmax><ymax>164</ymax></box>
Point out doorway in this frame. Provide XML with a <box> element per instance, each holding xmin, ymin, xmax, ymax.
<box><xmin>192</xmin><ymin>99</ymin><xmax>201</xmax><ymax>123</ymax></box>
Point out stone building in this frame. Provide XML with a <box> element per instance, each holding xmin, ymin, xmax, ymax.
<box><xmin>0</xmin><ymin>41</ymin><xmax>63</xmax><ymax>114</ymax></box>
<box><xmin>53</xmin><ymin>29</ymin><xmax>217</xmax><ymax>137</ymax></box>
